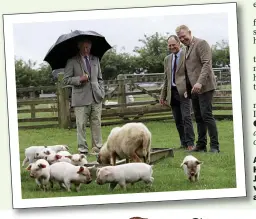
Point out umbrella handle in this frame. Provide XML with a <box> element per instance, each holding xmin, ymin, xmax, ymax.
<box><xmin>83</xmin><ymin>72</ymin><xmax>90</xmax><ymax>82</ymax></box>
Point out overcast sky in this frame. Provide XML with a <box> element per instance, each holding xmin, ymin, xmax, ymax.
<box><xmin>12</xmin><ymin>12</ymin><xmax>228</xmax><ymax>67</ymax></box>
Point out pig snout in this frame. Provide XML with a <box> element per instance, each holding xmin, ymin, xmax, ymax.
<box><xmin>96</xmin><ymin>178</ymin><xmax>103</xmax><ymax>185</ymax></box>
<box><xmin>86</xmin><ymin>178</ymin><xmax>92</xmax><ymax>184</ymax></box>
<box><xmin>30</xmin><ymin>173</ymin><xmax>35</xmax><ymax>178</ymax></box>
<box><xmin>190</xmin><ymin>172</ymin><xmax>195</xmax><ymax>176</ymax></box>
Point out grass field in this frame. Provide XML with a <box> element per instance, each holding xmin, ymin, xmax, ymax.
<box><xmin>18</xmin><ymin>119</ymin><xmax>236</xmax><ymax>199</ymax></box>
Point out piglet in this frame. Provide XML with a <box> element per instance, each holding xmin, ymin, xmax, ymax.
<box><xmin>67</xmin><ymin>154</ymin><xmax>88</xmax><ymax>166</ymax></box>
<box><xmin>44</xmin><ymin>150</ymin><xmax>72</xmax><ymax>165</ymax></box>
<box><xmin>26</xmin><ymin>159</ymin><xmax>50</xmax><ymax>191</ymax></box>
<box><xmin>180</xmin><ymin>155</ymin><xmax>203</xmax><ymax>182</ymax></box>
<box><xmin>49</xmin><ymin>162</ymin><xmax>94</xmax><ymax>192</ymax></box>
<box><xmin>35</xmin><ymin>145</ymin><xmax>69</xmax><ymax>160</ymax></box>
<box><xmin>47</xmin><ymin>144</ymin><xmax>69</xmax><ymax>152</ymax></box>
<box><xmin>22</xmin><ymin>146</ymin><xmax>47</xmax><ymax>167</ymax></box>
<box><xmin>96</xmin><ymin>163</ymin><xmax>154</xmax><ymax>191</ymax></box>
<box><xmin>56</xmin><ymin>156</ymin><xmax>72</xmax><ymax>163</ymax></box>
<box><xmin>34</xmin><ymin>147</ymin><xmax>55</xmax><ymax>160</ymax></box>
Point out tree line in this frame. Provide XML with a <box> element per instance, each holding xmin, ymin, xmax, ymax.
<box><xmin>15</xmin><ymin>32</ymin><xmax>230</xmax><ymax>89</ymax></box>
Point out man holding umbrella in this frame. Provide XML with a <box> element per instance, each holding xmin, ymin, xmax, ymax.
<box><xmin>44</xmin><ymin>30</ymin><xmax>111</xmax><ymax>155</ymax></box>
<box><xmin>62</xmin><ymin>37</ymin><xmax>107</xmax><ymax>154</ymax></box>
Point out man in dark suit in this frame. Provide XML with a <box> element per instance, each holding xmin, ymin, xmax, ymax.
<box><xmin>175</xmin><ymin>25</ymin><xmax>220</xmax><ymax>153</ymax></box>
<box><xmin>160</xmin><ymin>35</ymin><xmax>195</xmax><ymax>150</ymax></box>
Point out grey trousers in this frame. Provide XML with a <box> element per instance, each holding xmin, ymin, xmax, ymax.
<box><xmin>191</xmin><ymin>90</ymin><xmax>220</xmax><ymax>150</ymax></box>
<box><xmin>171</xmin><ymin>87</ymin><xmax>195</xmax><ymax>147</ymax></box>
<box><xmin>74</xmin><ymin>102</ymin><xmax>103</xmax><ymax>153</ymax></box>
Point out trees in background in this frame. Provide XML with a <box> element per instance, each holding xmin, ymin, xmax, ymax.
<box><xmin>15</xmin><ymin>32</ymin><xmax>230</xmax><ymax>87</ymax></box>
<box><xmin>15</xmin><ymin>58</ymin><xmax>55</xmax><ymax>88</ymax></box>
<box><xmin>211</xmin><ymin>39</ymin><xmax>230</xmax><ymax>68</ymax></box>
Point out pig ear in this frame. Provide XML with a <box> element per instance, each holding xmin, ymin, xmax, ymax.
<box><xmin>26</xmin><ymin>164</ymin><xmax>32</xmax><ymax>171</ymax></box>
<box><xmin>103</xmin><ymin>169</ymin><xmax>111</xmax><ymax>177</ymax></box>
<box><xmin>65</xmin><ymin>155</ymin><xmax>72</xmax><ymax>159</ymax></box>
<box><xmin>104</xmin><ymin>172</ymin><xmax>110</xmax><ymax>177</ymax></box>
<box><xmin>55</xmin><ymin>154</ymin><xmax>62</xmax><ymax>160</ymax></box>
<box><xmin>87</xmin><ymin>165</ymin><xmax>96</xmax><ymax>170</ymax></box>
<box><xmin>180</xmin><ymin>161</ymin><xmax>188</xmax><ymax>167</ymax></box>
<box><xmin>77</xmin><ymin>166</ymin><xmax>84</xmax><ymax>173</ymax></box>
<box><xmin>196</xmin><ymin>160</ymin><xmax>203</xmax><ymax>165</ymax></box>
<box><xmin>38</xmin><ymin>164</ymin><xmax>46</xmax><ymax>168</ymax></box>
<box><xmin>64</xmin><ymin>145</ymin><xmax>69</xmax><ymax>151</ymax></box>
<box><xmin>80</xmin><ymin>154</ymin><xmax>86</xmax><ymax>159</ymax></box>
<box><xmin>96</xmin><ymin>168</ymin><xmax>101</xmax><ymax>176</ymax></box>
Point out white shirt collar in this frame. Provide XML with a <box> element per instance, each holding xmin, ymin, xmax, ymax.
<box><xmin>174</xmin><ymin>49</ymin><xmax>182</xmax><ymax>57</ymax></box>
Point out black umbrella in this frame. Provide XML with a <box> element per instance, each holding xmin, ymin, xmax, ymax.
<box><xmin>44</xmin><ymin>30</ymin><xmax>112</xmax><ymax>70</ymax></box>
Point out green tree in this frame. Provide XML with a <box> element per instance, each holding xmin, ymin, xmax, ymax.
<box><xmin>133</xmin><ymin>32</ymin><xmax>169</xmax><ymax>73</ymax></box>
<box><xmin>15</xmin><ymin>58</ymin><xmax>38</xmax><ymax>88</ymax></box>
<box><xmin>100</xmin><ymin>47</ymin><xmax>138</xmax><ymax>79</ymax></box>
<box><xmin>211</xmin><ymin>39</ymin><xmax>230</xmax><ymax>67</ymax></box>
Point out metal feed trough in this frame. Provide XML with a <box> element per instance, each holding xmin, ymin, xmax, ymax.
<box><xmin>85</xmin><ymin>147</ymin><xmax>174</xmax><ymax>180</ymax></box>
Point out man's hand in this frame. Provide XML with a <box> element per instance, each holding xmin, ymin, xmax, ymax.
<box><xmin>184</xmin><ymin>91</ymin><xmax>187</xmax><ymax>98</ymax></box>
<box><xmin>80</xmin><ymin>74</ymin><xmax>89</xmax><ymax>82</ymax></box>
<box><xmin>191</xmin><ymin>83</ymin><xmax>202</xmax><ymax>94</ymax></box>
<box><xmin>159</xmin><ymin>99</ymin><xmax>167</xmax><ymax>106</ymax></box>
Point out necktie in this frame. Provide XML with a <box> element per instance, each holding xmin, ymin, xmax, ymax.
<box><xmin>84</xmin><ymin>56</ymin><xmax>91</xmax><ymax>74</ymax></box>
<box><xmin>173</xmin><ymin>54</ymin><xmax>177</xmax><ymax>84</ymax></box>
<box><xmin>186</xmin><ymin>46</ymin><xmax>190</xmax><ymax>54</ymax></box>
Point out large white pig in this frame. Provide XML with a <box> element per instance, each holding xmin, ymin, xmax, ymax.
<box><xmin>98</xmin><ymin>122</ymin><xmax>152</xmax><ymax>166</ymax></box>
<box><xmin>96</xmin><ymin>162</ymin><xmax>154</xmax><ymax>191</ymax></box>
<box><xmin>49</xmin><ymin>162</ymin><xmax>93</xmax><ymax>192</ymax></box>
<box><xmin>97</xmin><ymin>142</ymin><xmax>111</xmax><ymax>164</ymax></box>
<box><xmin>26</xmin><ymin>159</ymin><xmax>50</xmax><ymax>191</ymax></box>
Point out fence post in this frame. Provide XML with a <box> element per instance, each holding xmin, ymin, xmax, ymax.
<box><xmin>57</xmin><ymin>73</ymin><xmax>70</xmax><ymax>129</ymax></box>
<box><xmin>117</xmin><ymin>74</ymin><xmax>126</xmax><ymax>108</ymax></box>
<box><xmin>29</xmin><ymin>86</ymin><xmax>35</xmax><ymax>98</ymax></box>
<box><xmin>30</xmin><ymin>104</ymin><xmax>36</xmax><ymax>118</ymax></box>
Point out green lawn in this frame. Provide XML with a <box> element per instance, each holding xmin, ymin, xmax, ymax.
<box><xmin>18</xmin><ymin>119</ymin><xmax>236</xmax><ymax>199</ymax></box>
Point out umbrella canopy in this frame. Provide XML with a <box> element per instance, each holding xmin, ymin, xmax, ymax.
<box><xmin>44</xmin><ymin>30</ymin><xmax>112</xmax><ymax>70</ymax></box>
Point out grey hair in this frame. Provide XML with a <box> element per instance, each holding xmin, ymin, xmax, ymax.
<box><xmin>167</xmin><ymin>35</ymin><xmax>180</xmax><ymax>43</ymax></box>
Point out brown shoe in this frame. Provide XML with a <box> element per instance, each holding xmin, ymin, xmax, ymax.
<box><xmin>187</xmin><ymin>146</ymin><xmax>194</xmax><ymax>150</ymax></box>
<box><xmin>187</xmin><ymin>146</ymin><xmax>207</xmax><ymax>152</ymax></box>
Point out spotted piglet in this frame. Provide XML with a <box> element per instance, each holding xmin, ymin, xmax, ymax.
<box><xmin>180</xmin><ymin>155</ymin><xmax>203</xmax><ymax>182</ymax></box>
<box><xmin>26</xmin><ymin>159</ymin><xmax>50</xmax><ymax>191</ymax></box>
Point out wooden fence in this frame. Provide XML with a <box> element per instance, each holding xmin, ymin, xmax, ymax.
<box><xmin>16</xmin><ymin>69</ymin><xmax>233</xmax><ymax>129</ymax></box>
